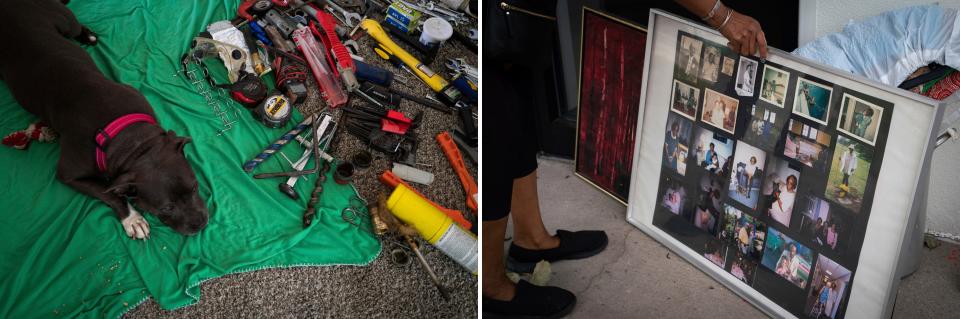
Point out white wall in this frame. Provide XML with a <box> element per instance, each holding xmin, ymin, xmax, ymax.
<box><xmin>799</xmin><ymin>1</ymin><xmax>960</xmax><ymax>237</ymax></box>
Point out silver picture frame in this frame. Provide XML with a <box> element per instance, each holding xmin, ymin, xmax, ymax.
<box><xmin>626</xmin><ymin>9</ymin><xmax>948</xmax><ymax>319</ymax></box>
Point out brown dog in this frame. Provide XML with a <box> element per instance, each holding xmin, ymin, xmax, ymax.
<box><xmin>0</xmin><ymin>0</ymin><xmax>208</xmax><ymax>239</ymax></box>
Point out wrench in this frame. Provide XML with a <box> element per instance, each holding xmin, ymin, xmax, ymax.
<box><xmin>445</xmin><ymin>58</ymin><xmax>478</xmax><ymax>83</ymax></box>
<box><xmin>421</xmin><ymin>1</ymin><xmax>469</xmax><ymax>25</ymax></box>
<box><xmin>399</xmin><ymin>0</ymin><xmax>462</xmax><ymax>25</ymax></box>
<box><xmin>343</xmin><ymin>39</ymin><xmax>361</xmax><ymax>56</ymax></box>
<box><xmin>423</xmin><ymin>1</ymin><xmax>462</xmax><ymax>19</ymax></box>
<box><xmin>325</xmin><ymin>0</ymin><xmax>361</xmax><ymax>28</ymax></box>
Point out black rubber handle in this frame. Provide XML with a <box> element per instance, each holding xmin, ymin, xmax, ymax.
<box><xmin>279</xmin><ymin>183</ymin><xmax>299</xmax><ymax>200</ymax></box>
<box><xmin>458</xmin><ymin>106</ymin><xmax>477</xmax><ymax>143</ymax></box>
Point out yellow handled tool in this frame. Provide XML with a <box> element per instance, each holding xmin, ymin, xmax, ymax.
<box><xmin>361</xmin><ymin>19</ymin><xmax>462</xmax><ymax>105</ymax></box>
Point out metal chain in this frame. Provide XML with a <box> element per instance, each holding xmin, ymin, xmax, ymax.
<box><xmin>179</xmin><ymin>56</ymin><xmax>241</xmax><ymax>136</ymax></box>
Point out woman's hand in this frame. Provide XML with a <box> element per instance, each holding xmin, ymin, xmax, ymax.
<box><xmin>718</xmin><ymin>10</ymin><xmax>767</xmax><ymax>58</ymax></box>
<box><xmin>675</xmin><ymin>0</ymin><xmax>769</xmax><ymax>58</ymax></box>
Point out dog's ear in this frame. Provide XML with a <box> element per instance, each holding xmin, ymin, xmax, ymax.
<box><xmin>166</xmin><ymin>130</ymin><xmax>192</xmax><ymax>152</ymax></box>
<box><xmin>176</xmin><ymin>136</ymin><xmax>192</xmax><ymax>152</ymax></box>
<box><xmin>105</xmin><ymin>172</ymin><xmax>137</xmax><ymax>198</ymax></box>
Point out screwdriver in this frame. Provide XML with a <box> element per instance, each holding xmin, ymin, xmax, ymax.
<box><xmin>374</xmin><ymin>46</ymin><xmax>419</xmax><ymax>82</ymax></box>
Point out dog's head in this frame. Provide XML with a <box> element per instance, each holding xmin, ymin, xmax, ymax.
<box><xmin>107</xmin><ymin>130</ymin><xmax>208</xmax><ymax>235</ymax></box>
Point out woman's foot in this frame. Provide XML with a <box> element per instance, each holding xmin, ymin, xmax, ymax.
<box><xmin>483</xmin><ymin>280</ymin><xmax>576</xmax><ymax>319</ymax></box>
<box><xmin>507</xmin><ymin>230</ymin><xmax>608</xmax><ymax>273</ymax></box>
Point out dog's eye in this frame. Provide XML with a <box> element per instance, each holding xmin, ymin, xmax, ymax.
<box><xmin>160</xmin><ymin>204</ymin><xmax>174</xmax><ymax>214</ymax></box>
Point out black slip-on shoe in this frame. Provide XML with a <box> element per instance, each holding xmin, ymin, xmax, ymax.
<box><xmin>483</xmin><ymin>280</ymin><xmax>577</xmax><ymax>319</ymax></box>
<box><xmin>507</xmin><ymin>230</ymin><xmax>608</xmax><ymax>273</ymax></box>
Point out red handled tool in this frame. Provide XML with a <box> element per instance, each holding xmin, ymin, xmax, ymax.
<box><xmin>437</xmin><ymin>131</ymin><xmax>477</xmax><ymax>212</ymax></box>
<box><xmin>313</xmin><ymin>11</ymin><xmax>359</xmax><ymax>92</ymax></box>
<box><xmin>308</xmin><ymin>21</ymin><xmax>340</xmax><ymax>79</ymax></box>
<box><xmin>379</xmin><ymin>171</ymin><xmax>472</xmax><ymax>230</ymax></box>
<box><xmin>236</xmin><ymin>0</ymin><xmax>274</xmax><ymax>26</ymax></box>
<box><xmin>381</xmin><ymin>110</ymin><xmax>412</xmax><ymax>135</ymax></box>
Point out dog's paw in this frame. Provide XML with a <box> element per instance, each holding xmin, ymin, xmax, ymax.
<box><xmin>122</xmin><ymin>204</ymin><xmax>150</xmax><ymax>240</ymax></box>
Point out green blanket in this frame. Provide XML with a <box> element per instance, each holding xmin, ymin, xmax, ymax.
<box><xmin>0</xmin><ymin>1</ymin><xmax>380</xmax><ymax>317</ymax></box>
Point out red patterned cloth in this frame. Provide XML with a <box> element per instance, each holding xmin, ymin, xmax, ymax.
<box><xmin>915</xmin><ymin>71</ymin><xmax>960</xmax><ymax>100</ymax></box>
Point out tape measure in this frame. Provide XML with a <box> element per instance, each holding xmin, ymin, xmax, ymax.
<box><xmin>255</xmin><ymin>94</ymin><xmax>292</xmax><ymax>128</ymax></box>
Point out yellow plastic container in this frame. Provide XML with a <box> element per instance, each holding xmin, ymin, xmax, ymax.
<box><xmin>387</xmin><ymin>184</ymin><xmax>477</xmax><ymax>273</ymax></box>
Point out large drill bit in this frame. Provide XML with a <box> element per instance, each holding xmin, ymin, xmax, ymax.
<box><xmin>302</xmin><ymin>161</ymin><xmax>329</xmax><ymax>227</ymax></box>
<box><xmin>243</xmin><ymin>115</ymin><xmax>315</xmax><ymax>172</ymax></box>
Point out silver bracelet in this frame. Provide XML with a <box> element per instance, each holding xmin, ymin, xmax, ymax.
<box><xmin>702</xmin><ymin>0</ymin><xmax>722</xmax><ymax>20</ymax></box>
<box><xmin>717</xmin><ymin>8</ymin><xmax>734</xmax><ymax>30</ymax></box>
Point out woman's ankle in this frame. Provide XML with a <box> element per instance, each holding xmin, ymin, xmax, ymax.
<box><xmin>482</xmin><ymin>276</ymin><xmax>517</xmax><ymax>301</ymax></box>
<box><xmin>513</xmin><ymin>233</ymin><xmax>560</xmax><ymax>250</ymax></box>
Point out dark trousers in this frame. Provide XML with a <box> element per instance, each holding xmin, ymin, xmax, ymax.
<box><xmin>482</xmin><ymin>65</ymin><xmax>540</xmax><ymax>221</ymax></box>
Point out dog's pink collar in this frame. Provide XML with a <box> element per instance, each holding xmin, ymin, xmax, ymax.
<box><xmin>95</xmin><ymin>113</ymin><xmax>156</xmax><ymax>173</ymax></box>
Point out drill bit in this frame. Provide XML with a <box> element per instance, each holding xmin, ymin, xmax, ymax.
<box><xmin>243</xmin><ymin>115</ymin><xmax>315</xmax><ymax>172</ymax></box>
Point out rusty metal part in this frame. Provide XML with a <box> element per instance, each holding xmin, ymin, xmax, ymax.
<box><xmin>404</xmin><ymin>234</ymin><xmax>450</xmax><ymax>301</ymax></box>
<box><xmin>302</xmin><ymin>161</ymin><xmax>331</xmax><ymax>227</ymax></box>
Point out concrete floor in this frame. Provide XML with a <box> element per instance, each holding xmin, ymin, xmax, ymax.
<box><xmin>506</xmin><ymin>157</ymin><xmax>960</xmax><ymax>318</ymax></box>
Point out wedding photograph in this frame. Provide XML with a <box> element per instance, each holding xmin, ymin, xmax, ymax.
<box><xmin>701</xmin><ymin>88</ymin><xmax>739</xmax><ymax>134</ymax></box>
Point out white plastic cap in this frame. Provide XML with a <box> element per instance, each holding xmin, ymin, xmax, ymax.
<box><xmin>419</xmin><ymin>17</ymin><xmax>454</xmax><ymax>45</ymax></box>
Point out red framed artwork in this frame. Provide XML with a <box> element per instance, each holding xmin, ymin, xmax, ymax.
<box><xmin>574</xmin><ymin>7</ymin><xmax>648</xmax><ymax>204</ymax></box>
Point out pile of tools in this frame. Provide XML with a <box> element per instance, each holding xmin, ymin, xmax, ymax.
<box><xmin>180</xmin><ymin>0</ymin><xmax>476</xmax><ymax>138</ymax></box>
<box><xmin>177</xmin><ymin>0</ymin><xmax>479</xmax><ymax>301</ymax></box>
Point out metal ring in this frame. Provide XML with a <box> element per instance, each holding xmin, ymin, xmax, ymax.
<box><xmin>390</xmin><ymin>248</ymin><xmax>410</xmax><ymax>265</ymax></box>
<box><xmin>341</xmin><ymin>207</ymin><xmax>362</xmax><ymax>226</ymax></box>
<box><xmin>348</xmin><ymin>196</ymin><xmax>367</xmax><ymax>209</ymax></box>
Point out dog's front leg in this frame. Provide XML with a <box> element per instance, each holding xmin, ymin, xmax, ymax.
<box><xmin>59</xmin><ymin>176</ymin><xmax>150</xmax><ymax>239</ymax></box>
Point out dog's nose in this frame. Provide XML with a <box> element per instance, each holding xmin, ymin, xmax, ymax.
<box><xmin>187</xmin><ymin>219</ymin><xmax>208</xmax><ymax>234</ymax></box>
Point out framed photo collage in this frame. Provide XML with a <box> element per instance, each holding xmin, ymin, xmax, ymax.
<box><xmin>653</xmin><ymin>30</ymin><xmax>894</xmax><ymax>319</ymax></box>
